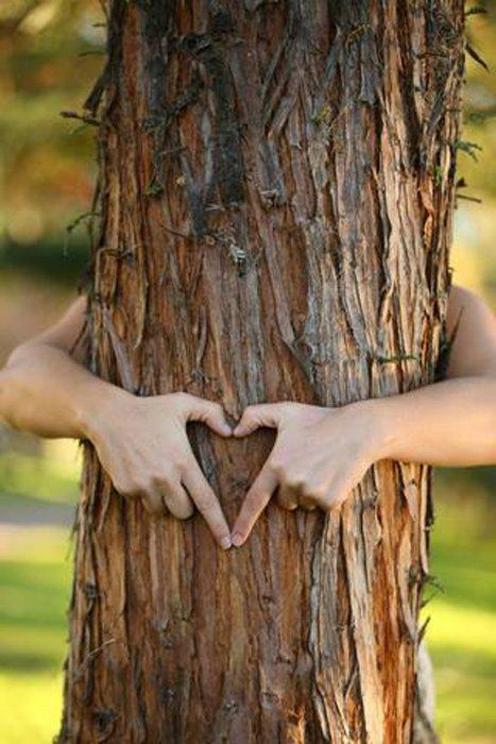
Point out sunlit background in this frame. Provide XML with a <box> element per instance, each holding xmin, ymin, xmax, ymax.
<box><xmin>0</xmin><ymin>2</ymin><xmax>495</xmax><ymax>742</ymax></box>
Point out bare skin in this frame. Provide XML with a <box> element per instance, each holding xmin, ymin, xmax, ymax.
<box><xmin>0</xmin><ymin>299</ymin><xmax>233</xmax><ymax>549</ymax></box>
<box><xmin>1</xmin><ymin>285</ymin><xmax>495</xmax><ymax>549</ymax></box>
<box><xmin>231</xmin><ymin>285</ymin><xmax>496</xmax><ymax>545</ymax></box>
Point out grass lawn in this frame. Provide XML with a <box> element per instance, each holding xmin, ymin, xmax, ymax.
<box><xmin>0</xmin><ymin>459</ymin><xmax>495</xmax><ymax>742</ymax></box>
<box><xmin>0</xmin><ymin>526</ymin><xmax>73</xmax><ymax>744</ymax></box>
<box><xmin>421</xmin><ymin>469</ymin><xmax>496</xmax><ymax>743</ymax></box>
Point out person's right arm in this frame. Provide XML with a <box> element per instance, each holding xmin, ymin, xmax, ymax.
<box><xmin>0</xmin><ymin>295</ymin><xmax>233</xmax><ymax>548</ymax></box>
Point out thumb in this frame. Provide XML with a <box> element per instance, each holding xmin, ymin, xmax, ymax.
<box><xmin>233</xmin><ymin>403</ymin><xmax>284</xmax><ymax>437</ymax></box>
<box><xmin>187</xmin><ymin>396</ymin><xmax>232</xmax><ymax>437</ymax></box>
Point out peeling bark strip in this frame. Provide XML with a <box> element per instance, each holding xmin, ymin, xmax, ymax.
<box><xmin>59</xmin><ymin>2</ymin><xmax>465</xmax><ymax>742</ymax></box>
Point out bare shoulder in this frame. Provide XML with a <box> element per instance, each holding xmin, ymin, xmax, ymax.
<box><xmin>446</xmin><ymin>283</ymin><xmax>496</xmax><ymax>378</ymax></box>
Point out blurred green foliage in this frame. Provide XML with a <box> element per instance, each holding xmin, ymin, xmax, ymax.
<box><xmin>0</xmin><ymin>527</ymin><xmax>73</xmax><ymax>742</ymax></box>
<box><xmin>0</xmin><ymin>0</ymin><xmax>105</xmax><ymax>282</ymax></box>
<box><xmin>1</xmin><ymin>476</ymin><xmax>495</xmax><ymax>744</ymax></box>
<box><xmin>463</xmin><ymin>4</ymin><xmax>496</xmax><ymax>197</ymax></box>
<box><xmin>421</xmin><ymin>468</ymin><xmax>496</xmax><ymax>742</ymax></box>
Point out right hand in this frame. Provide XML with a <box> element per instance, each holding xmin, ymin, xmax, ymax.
<box><xmin>85</xmin><ymin>390</ymin><xmax>233</xmax><ymax>549</ymax></box>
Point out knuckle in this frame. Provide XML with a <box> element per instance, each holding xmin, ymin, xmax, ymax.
<box><xmin>151</xmin><ymin>469</ymin><xmax>177</xmax><ymax>489</ymax></box>
<box><xmin>149</xmin><ymin>472</ymin><xmax>165</xmax><ymax>488</ymax></box>
<box><xmin>175</xmin><ymin>460</ymin><xmax>189</xmax><ymax>476</ymax></box>
<box><xmin>176</xmin><ymin>504</ymin><xmax>195</xmax><ymax>520</ymax></box>
<box><xmin>195</xmin><ymin>494</ymin><xmax>217</xmax><ymax>515</ymax></box>
<box><xmin>168</xmin><ymin>454</ymin><xmax>186</xmax><ymax>473</ymax></box>
<box><xmin>303</xmin><ymin>484</ymin><xmax>327</xmax><ymax>502</ymax></box>
<box><xmin>163</xmin><ymin>494</ymin><xmax>190</xmax><ymax>520</ymax></box>
<box><xmin>136</xmin><ymin>477</ymin><xmax>154</xmax><ymax>495</ymax></box>
<box><xmin>116</xmin><ymin>478</ymin><xmax>140</xmax><ymax>498</ymax></box>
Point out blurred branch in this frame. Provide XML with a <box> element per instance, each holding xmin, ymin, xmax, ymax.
<box><xmin>455</xmin><ymin>139</ymin><xmax>483</xmax><ymax>161</ymax></box>
<box><xmin>60</xmin><ymin>110</ymin><xmax>100</xmax><ymax>127</ymax></box>
<box><xmin>457</xmin><ymin>194</ymin><xmax>483</xmax><ymax>203</ymax></box>
<box><xmin>64</xmin><ymin>210</ymin><xmax>100</xmax><ymax>255</ymax></box>
<box><xmin>455</xmin><ymin>177</ymin><xmax>483</xmax><ymax>204</ymax></box>
<box><xmin>78</xmin><ymin>50</ymin><xmax>106</xmax><ymax>57</ymax></box>
<box><xmin>465</xmin><ymin>6</ymin><xmax>488</xmax><ymax>17</ymax></box>
<box><xmin>465</xmin><ymin>105</ymin><xmax>496</xmax><ymax>123</ymax></box>
<box><xmin>466</xmin><ymin>42</ymin><xmax>490</xmax><ymax>71</ymax></box>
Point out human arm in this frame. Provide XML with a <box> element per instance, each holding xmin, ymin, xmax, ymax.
<box><xmin>230</xmin><ymin>284</ymin><xmax>496</xmax><ymax>546</ymax></box>
<box><xmin>0</xmin><ymin>296</ymin><xmax>233</xmax><ymax>548</ymax></box>
<box><xmin>360</xmin><ymin>285</ymin><xmax>496</xmax><ymax>468</ymax></box>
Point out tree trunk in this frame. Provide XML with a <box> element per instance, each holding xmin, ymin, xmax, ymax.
<box><xmin>59</xmin><ymin>2</ymin><xmax>465</xmax><ymax>742</ymax></box>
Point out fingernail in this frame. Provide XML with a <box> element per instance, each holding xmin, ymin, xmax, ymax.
<box><xmin>231</xmin><ymin>532</ymin><xmax>244</xmax><ymax>547</ymax></box>
<box><xmin>220</xmin><ymin>535</ymin><xmax>232</xmax><ymax>550</ymax></box>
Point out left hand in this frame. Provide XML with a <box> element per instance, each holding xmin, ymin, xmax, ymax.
<box><xmin>230</xmin><ymin>400</ymin><xmax>384</xmax><ymax>546</ymax></box>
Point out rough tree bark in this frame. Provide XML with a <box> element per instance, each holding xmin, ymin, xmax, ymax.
<box><xmin>59</xmin><ymin>1</ymin><xmax>465</xmax><ymax>742</ymax></box>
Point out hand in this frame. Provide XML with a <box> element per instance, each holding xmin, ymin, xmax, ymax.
<box><xmin>230</xmin><ymin>400</ymin><xmax>383</xmax><ymax>546</ymax></box>
<box><xmin>84</xmin><ymin>390</ymin><xmax>233</xmax><ymax>549</ymax></box>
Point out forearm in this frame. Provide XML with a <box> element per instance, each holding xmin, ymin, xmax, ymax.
<box><xmin>0</xmin><ymin>342</ymin><xmax>127</xmax><ymax>440</ymax></box>
<box><xmin>366</xmin><ymin>377</ymin><xmax>496</xmax><ymax>467</ymax></box>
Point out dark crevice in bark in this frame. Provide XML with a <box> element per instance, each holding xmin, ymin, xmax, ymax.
<box><xmin>59</xmin><ymin>2</ymin><xmax>465</xmax><ymax>741</ymax></box>
<box><xmin>84</xmin><ymin>0</ymin><xmax>128</xmax><ymax>116</ymax></box>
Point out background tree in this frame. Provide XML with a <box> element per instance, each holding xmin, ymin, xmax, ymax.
<box><xmin>57</xmin><ymin>1</ymin><xmax>466</xmax><ymax>741</ymax></box>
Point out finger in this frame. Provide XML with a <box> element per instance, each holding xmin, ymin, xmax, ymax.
<box><xmin>160</xmin><ymin>482</ymin><xmax>195</xmax><ymax>520</ymax></box>
<box><xmin>184</xmin><ymin>395</ymin><xmax>232</xmax><ymax>437</ymax></box>
<box><xmin>307</xmin><ymin>480</ymin><xmax>347</xmax><ymax>512</ymax></box>
<box><xmin>141</xmin><ymin>489</ymin><xmax>168</xmax><ymax>517</ymax></box>
<box><xmin>233</xmin><ymin>403</ymin><xmax>287</xmax><ymax>437</ymax></box>
<box><xmin>182</xmin><ymin>463</ymin><xmax>232</xmax><ymax>549</ymax></box>
<box><xmin>275</xmin><ymin>484</ymin><xmax>299</xmax><ymax>511</ymax></box>
<box><xmin>231</xmin><ymin>464</ymin><xmax>279</xmax><ymax>546</ymax></box>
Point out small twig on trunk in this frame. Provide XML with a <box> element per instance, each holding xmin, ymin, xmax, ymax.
<box><xmin>60</xmin><ymin>110</ymin><xmax>100</xmax><ymax>127</ymax></box>
<box><xmin>77</xmin><ymin>639</ymin><xmax>116</xmax><ymax>674</ymax></box>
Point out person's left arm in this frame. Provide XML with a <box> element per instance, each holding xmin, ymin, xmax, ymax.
<box><xmin>230</xmin><ymin>284</ymin><xmax>496</xmax><ymax>547</ymax></box>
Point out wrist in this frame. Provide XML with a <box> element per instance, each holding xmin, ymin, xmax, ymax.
<box><xmin>76</xmin><ymin>382</ymin><xmax>134</xmax><ymax>443</ymax></box>
<box><xmin>369</xmin><ymin>396</ymin><xmax>404</xmax><ymax>461</ymax></box>
<box><xmin>346</xmin><ymin>397</ymin><xmax>400</xmax><ymax>462</ymax></box>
